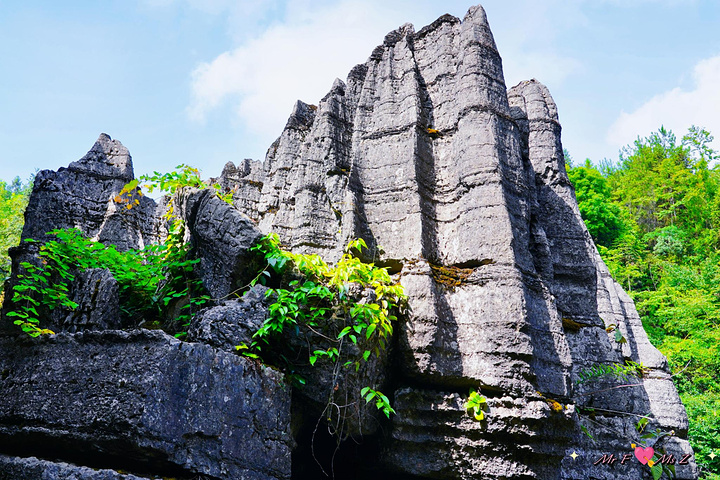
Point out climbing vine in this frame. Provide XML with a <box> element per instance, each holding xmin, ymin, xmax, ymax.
<box><xmin>242</xmin><ymin>234</ymin><xmax>407</xmax><ymax>431</ymax></box>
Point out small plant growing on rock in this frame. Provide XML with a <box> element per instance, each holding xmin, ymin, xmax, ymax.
<box><xmin>8</xmin><ymin>227</ymin><xmax>208</xmax><ymax>337</ymax></box>
<box><xmin>464</xmin><ymin>389</ymin><xmax>488</xmax><ymax>421</ymax></box>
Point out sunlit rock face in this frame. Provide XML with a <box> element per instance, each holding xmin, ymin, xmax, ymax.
<box><xmin>221</xmin><ymin>4</ymin><xmax>697</xmax><ymax>479</ymax></box>
<box><xmin>0</xmin><ymin>4</ymin><xmax>697</xmax><ymax>480</ymax></box>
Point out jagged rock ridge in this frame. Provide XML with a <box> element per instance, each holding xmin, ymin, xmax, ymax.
<box><xmin>0</xmin><ymin>4</ymin><xmax>698</xmax><ymax>480</ymax></box>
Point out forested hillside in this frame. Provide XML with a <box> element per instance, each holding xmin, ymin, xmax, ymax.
<box><xmin>568</xmin><ymin>126</ymin><xmax>720</xmax><ymax>479</ymax></box>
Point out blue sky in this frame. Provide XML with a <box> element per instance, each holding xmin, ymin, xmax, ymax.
<box><xmin>1</xmin><ymin>1</ymin><xmax>719</xmax><ymax>183</ymax></box>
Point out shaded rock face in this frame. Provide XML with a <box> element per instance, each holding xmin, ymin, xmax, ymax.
<box><xmin>0</xmin><ymin>4</ymin><xmax>698</xmax><ymax>480</ymax></box>
<box><xmin>0</xmin><ymin>455</ymin><xmax>151</xmax><ymax>480</ymax></box>
<box><xmin>175</xmin><ymin>187</ymin><xmax>264</xmax><ymax>300</ymax></box>
<box><xmin>0</xmin><ymin>331</ymin><xmax>292</xmax><ymax>480</ymax></box>
<box><xmin>21</xmin><ymin>133</ymin><xmax>158</xmax><ymax>250</ymax></box>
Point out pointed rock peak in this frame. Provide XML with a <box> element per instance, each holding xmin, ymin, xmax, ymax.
<box><xmin>347</xmin><ymin>63</ymin><xmax>368</xmax><ymax>85</ymax></box>
<box><xmin>416</xmin><ymin>14</ymin><xmax>460</xmax><ymax>39</ymax></box>
<box><xmin>321</xmin><ymin>78</ymin><xmax>347</xmax><ymax>103</ymax></box>
<box><xmin>509</xmin><ymin>79</ymin><xmax>559</xmax><ymax>122</ymax></box>
<box><xmin>68</xmin><ymin>133</ymin><xmax>134</xmax><ymax>181</ymax></box>
<box><xmin>221</xmin><ymin>161</ymin><xmax>239</xmax><ymax>178</ymax></box>
<box><xmin>462</xmin><ymin>4</ymin><xmax>498</xmax><ymax>51</ymax></box>
<box><xmin>331</xmin><ymin>77</ymin><xmax>346</xmax><ymax>91</ymax></box>
<box><xmin>464</xmin><ymin>4</ymin><xmax>489</xmax><ymax>24</ymax></box>
<box><xmin>383</xmin><ymin>22</ymin><xmax>415</xmax><ymax>47</ymax></box>
<box><xmin>284</xmin><ymin>100</ymin><xmax>317</xmax><ymax>131</ymax></box>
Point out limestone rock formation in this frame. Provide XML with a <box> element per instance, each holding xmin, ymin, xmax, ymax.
<box><xmin>0</xmin><ymin>330</ymin><xmax>291</xmax><ymax>480</ymax></box>
<box><xmin>218</xmin><ymin>5</ymin><xmax>698</xmax><ymax>480</ymax></box>
<box><xmin>21</xmin><ymin>133</ymin><xmax>159</xmax><ymax>250</ymax></box>
<box><xmin>0</xmin><ymin>4</ymin><xmax>699</xmax><ymax>480</ymax></box>
<box><xmin>175</xmin><ymin>187</ymin><xmax>264</xmax><ymax>300</ymax></box>
<box><xmin>0</xmin><ymin>136</ymin><xmax>293</xmax><ymax>479</ymax></box>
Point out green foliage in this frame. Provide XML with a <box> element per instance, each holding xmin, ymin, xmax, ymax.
<box><xmin>569</xmin><ymin>125</ymin><xmax>720</xmax><ymax>477</ymax></box>
<box><xmin>0</xmin><ymin>176</ymin><xmax>32</xmax><ymax>300</ymax></box>
<box><xmin>575</xmin><ymin>360</ymin><xmax>647</xmax><ymax>385</ymax></box>
<box><xmin>567</xmin><ymin>159</ymin><xmax>626</xmax><ymax>247</ymax></box>
<box><xmin>6</xmin><ymin>164</ymin><xmax>232</xmax><ymax>338</ymax></box>
<box><xmin>8</xmin><ymin>226</ymin><xmax>209</xmax><ymax>337</ymax></box>
<box><xmin>244</xmin><ymin>234</ymin><xmax>406</xmax><ymax>429</ymax></box>
<box><xmin>360</xmin><ymin>387</ymin><xmax>394</xmax><ymax>419</ymax></box>
<box><xmin>682</xmin><ymin>393</ymin><xmax>720</xmax><ymax>478</ymax></box>
<box><xmin>135</xmin><ymin>164</ymin><xmax>233</xmax><ymax>208</ymax></box>
<box><xmin>464</xmin><ymin>389</ymin><xmax>488</xmax><ymax>421</ymax></box>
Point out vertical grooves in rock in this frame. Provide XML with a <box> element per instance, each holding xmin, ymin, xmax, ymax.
<box><xmin>203</xmin><ymin>5</ymin><xmax>696</xmax><ymax>480</ymax></box>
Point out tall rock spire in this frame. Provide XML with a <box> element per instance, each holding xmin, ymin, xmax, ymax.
<box><xmin>221</xmin><ymin>5</ymin><xmax>697</xmax><ymax>479</ymax></box>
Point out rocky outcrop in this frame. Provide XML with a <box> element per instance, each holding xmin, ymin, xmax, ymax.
<box><xmin>187</xmin><ymin>285</ymin><xmax>268</xmax><ymax>350</ymax></box>
<box><xmin>0</xmin><ymin>330</ymin><xmax>292</xmax><ymax>480</ymax></box>
<box><xmin>218</xmin><ymin>4</ymin><xmax>697</xmax><ymax>480</ymax></box>
<box><xmin>21</xmin><ymin>133</ymin><xmax>159</xmax><ymax>250</ymax></box>
<box><xmin>0</xmin><ymin>4</ymin><xmax>698</xmax><ymax>480</ymax></box>
<box><xmin>0</xmin><ymin>137</ymin><xmax>293</xmax><ymax>479</ymax></box>
<box><xmin>175</xmin><ymin>187</ymin><xmax>264</xmax><ymax>300</ymax></box>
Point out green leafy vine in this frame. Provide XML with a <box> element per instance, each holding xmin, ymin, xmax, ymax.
<box><xmin>243</xmin><ymin>234</ymin><xmax>406</xmax><ymax>430</ymax></box>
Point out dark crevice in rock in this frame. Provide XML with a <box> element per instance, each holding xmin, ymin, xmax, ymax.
<box><xmin>0</xmin><ymin>434</ymin><xmax>212</xmax><ymax>480</ymax></box>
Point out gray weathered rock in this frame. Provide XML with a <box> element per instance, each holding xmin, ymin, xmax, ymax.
<box><xmin>20</xmin><ymin>133</ymin><xmax>159</xmax><ymax>250</ymax></box>
<box><xmin>175</xmin><ymin>187</ymin><xmax>264</xmax><ymax>300</ymax></box>
<box><xmin>219</xmin><ymin>4</ymin><xmax>697</xmax><ymax>479</ymax></box>
<box><xmin>0</xmin><ymin>329</ymin><xmax>291</xmax><ymax>480</ymax></box>
<box><xmin>0</xmin><ymin>4</ymin><xmax>699</xmax><ymax>480</ymax></box>
<box><xmin>49</xmin><ymin>268</ymin><xmax>122</xmax><ymax>332</ymax></box>
<box><xmin>0</xmin><ymin>455</ymin><xmax>151</xmax><ymax>480</ymax></box>
<box><xmin>187</xmin><ymin>284</ymin><xmax>269</xmax><ymax>350</ymax></box>
<box><xmin>2</xmin><ymin>134</ymin><xmax>161</xmax><ymax>334</ymax></box>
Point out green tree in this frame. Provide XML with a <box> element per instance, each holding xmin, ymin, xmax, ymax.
<box><xmin>0</xmin><ymin>176</ymin><xmax>32</xmax><ymax>299</ymax></box>
<box><xmin>567</xmin><ymin>159</ymin><xmax>626</xmax><ymax>248</ymax></box>
<box><xmin>570</xmin><ymin>126</ymin><xmax>720</xmax><ymax>478</ymax></box>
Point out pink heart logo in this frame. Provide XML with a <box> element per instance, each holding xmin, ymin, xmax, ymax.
<box><xmin>634</xmin><ymin>446</ymin><xmax>654</xmax><ymax>465</ymax></box>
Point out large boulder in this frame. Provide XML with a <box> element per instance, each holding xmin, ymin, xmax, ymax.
<box><xmin>0</xmin><ymin>330</ymin><xmax>292</xmax><ymax>480</ymax></box>
<box><xmin>176</xmin><ymin>187</ymin><xmax>264</xmax><ymax>300</ymax></box>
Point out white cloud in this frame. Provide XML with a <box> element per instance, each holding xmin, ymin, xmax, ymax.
<box><xmin>187</xmin><ymin>0</ymin><xmax>417</xmax><ymax>141</ymax></box>
<box><xmin>187</xmin><ymin>0</ymin><xmax>586</xmax><ymax>144</ymax></box>
<box><xmin>185</xmin><ymin>0</ymin><xmax>593</xmax><ymax>154</ymax></box>
<box><xmin>485</xmin><ymin>0</ymin><xmax>585</xmax><ymax>87</ymax></box>
<box><xmin>607</xmin><ymin>54</ymin><xmax>720</xmax><ymax>150</ymax></box>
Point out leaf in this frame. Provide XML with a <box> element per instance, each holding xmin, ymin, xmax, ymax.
<box><xmin>650</xmin><ymin>462</ymin><xmax>663</xmax><ymax>480</ymax></box>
